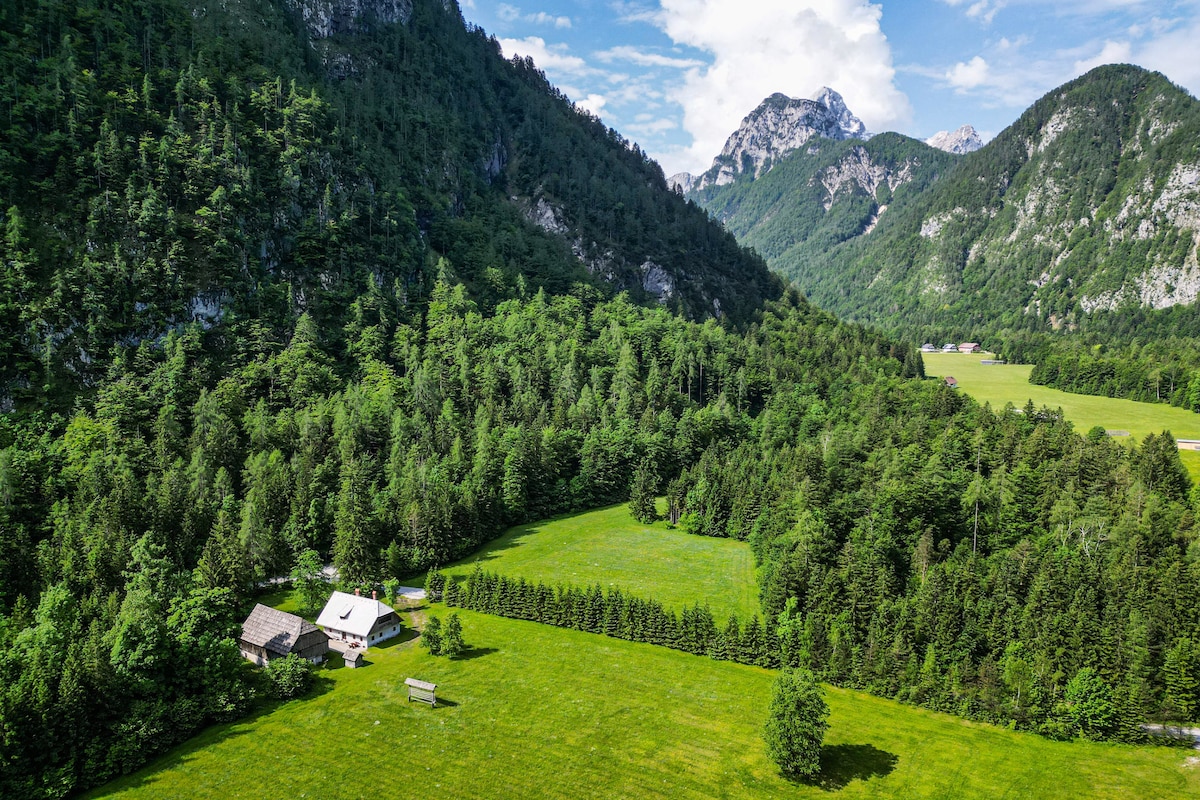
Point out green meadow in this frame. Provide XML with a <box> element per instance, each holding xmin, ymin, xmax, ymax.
<box><xmin>924</xmin><ymin>352</ymin><xmax>1200</xmax><ymax>479</ymax></box>
<box><xmin>90</xmin><ymin>607</ymin><xmax>1200</xmax><ymax>800</ymax></box>
<box><xmin>436</xmin><ymin>503</ymin><xmax>761</xmax><ymax>621</ymax></box>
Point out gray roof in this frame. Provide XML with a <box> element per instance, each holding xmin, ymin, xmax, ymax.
<box><xmin>316</xmin><ymin>591</ymin><xmax>397</xmax><ymax>637</ymax></box>
<box><xmin>240</xmin><ymin>604</ymin><xmax>324</xmax><ymax>657</ymax></box>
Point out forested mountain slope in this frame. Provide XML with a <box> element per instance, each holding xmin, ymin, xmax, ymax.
<box><xmin>687</xmin><ymin>66</ymin><xmax>1200</xmax><ymax>342</ymax></box>
<box><xmin>688</xmin><ymin>132</ymin><xmax>956</xmax><ymax>284</ymax></box>
<box><xmin>2</xmin><ymin>5</ymin><xmax>1199</xmax><ymax>799</ymax></box>
<box><xmin>0</xmin><ymin>0</ymin><xmax>780</xmax><ymax>410</ymax></box>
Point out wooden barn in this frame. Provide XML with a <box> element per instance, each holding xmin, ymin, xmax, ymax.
<box><xmin>316</xmin><ymin>590</ymin><xmax>403</xmax><ymax>647</ymax></box>
<box><xmin>239</xmin><ymin>604</ymin><xmax>330</xmax><ymax>666</ymax></box>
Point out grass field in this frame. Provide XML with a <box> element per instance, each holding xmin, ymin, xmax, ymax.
<box><xmin>435</xmin><ymin>503</ymin><xmax>761</xmax><ymax>621</ymax></box>
<box><xmin>90</xmin><ymin>607</ymin><xmax>1200</xmax><ymax>800</ymax></box>
<box><xmin>924</xmin><ymin>352</ymin><xmax>1200</xmax><ymax>480</ymax></box>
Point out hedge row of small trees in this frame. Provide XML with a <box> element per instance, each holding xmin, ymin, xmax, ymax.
<box><xmin>425</xmin><ymin>567</ymin><xmax>779</xmax><ymax>668</ymax></box>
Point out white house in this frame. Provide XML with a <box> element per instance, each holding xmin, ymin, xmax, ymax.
<box><xmin>316</xmin><ymin>590</ymin><xmax>403</xmax><ymax>647</ymax></box>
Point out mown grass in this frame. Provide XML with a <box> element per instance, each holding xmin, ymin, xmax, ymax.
<box><xmin>924</xmin><ymin>353</ymin><xmax>1200</xmax><ymax>480</ymax></box>
<box><xmin>90</xmin><ymin>608</ymin><xmax>1200</xmax><ymax>800</ymax></box>
<box><xmin>436</xmin><ymin>503</ymin><xmax>761</xmax><ymax>621</ymax></box>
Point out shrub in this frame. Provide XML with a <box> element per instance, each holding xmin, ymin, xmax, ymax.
<box><xmin>266</xmin><ymin>654</ymin><xmax>314</xmax><ymax>700</ymax></box>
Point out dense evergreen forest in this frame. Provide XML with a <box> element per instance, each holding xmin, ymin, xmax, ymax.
<box><xmin>2</xmin><ymin>1</ymin><xmax>1200</xmax><ymax>798</ymax></box>
<box><xmin>0</xmin><ymin>0</ymin><xmax>780</xmax><ymax>410</ymax></box>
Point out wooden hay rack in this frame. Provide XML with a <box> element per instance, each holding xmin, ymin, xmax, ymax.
<box><xmin>405</xmin><ymin>677</ymin><xmax>437</xmax><ymax>707</ymax></box>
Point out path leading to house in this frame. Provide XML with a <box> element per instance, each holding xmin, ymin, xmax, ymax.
<box><xmin>1144</xmin><ymin>724</ymin><xmax>1200</xmax><ymax>749</ymax></box>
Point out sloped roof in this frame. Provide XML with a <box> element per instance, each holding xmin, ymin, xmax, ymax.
<box><xmin>240</xmin><ymin>604</ymin><xmax>323</xmax><ymax>657</ymax></box>
<box><xmin>316</xmin><ymin>591</ymin><xmax>396</xmax><ymax>637</ymax></box>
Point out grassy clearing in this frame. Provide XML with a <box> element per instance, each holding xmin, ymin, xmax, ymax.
<box><xmin>924</xmin><ymin>353</ymin><xmax>1200</xmax><ymax>480</ymax></box>
<box><xmin>436</xmin><ymin>503</ymin><xmax>761</xmax><ymax>621</ymax></box>
<box><xmin>90</xmin><ymin>608</ymin><xmax>1200</xmax><ymax>800</ymax></box>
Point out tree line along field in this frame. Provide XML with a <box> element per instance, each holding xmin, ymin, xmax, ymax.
<box><xmin>922</xmin><ymin>353</ymin><xmax>1200</xmax><ymax>480</ymax></box>
<box><xmin>434</xmin><ymin>503</ymin><xmax>761</xmax><ymax>622</ymax></box>
<box><xmin>86</xmin><ymin>607</ymin><xmax>1200</xmax><ymax>799</ymax></box>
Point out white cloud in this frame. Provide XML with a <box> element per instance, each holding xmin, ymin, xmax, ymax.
<box><xmin>577</xmin><ymin>94</ymin><xmax>609</xmax><ymax>116</ymax></box>
<box><xmin>653</xmin><ymin>0</ymin><xmax>911</xmax><ymax>174</ymax></box>
<box><xmin>498</xmin><ymin>5</ymin><xmax>572</xmax><ymax>29</ymax></box>
<box><xmin>947</xmin><ymin>56</ymin><xmax>991</xmax><ymax>91</ymax></box>
<box><xmin>595</xmin><ymin>46</ymin><xmax>705</xmax><ymax>69</ymax></box>
<box><xmin>499</xmin><ymin>37</ymin><xmax>596</xmax><ymax>75</ymax></box>
<box><xmin>626</xmin><ymin>117</ymin><xmax>679</xmax><ymax>137</ymax></box>
<box><xmin>1073</xmin><ymin>40</ymin><xmax>1132</xmax><ymax>75</ymax></box>
<box><xmin>1129</xmin><ymin>17</ymin><xmax>1200</xmax><ymax>95</ymax></box>
<box><xmin>965</xmin><ymin>0</ymin><xmax>1005</xmax><ymax>24</ymax></box>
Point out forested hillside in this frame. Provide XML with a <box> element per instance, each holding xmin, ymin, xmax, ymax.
<box><xmin>0</xmin><ymin>0</ymin><xmax>780</xmax><ymax>410</ymax></box>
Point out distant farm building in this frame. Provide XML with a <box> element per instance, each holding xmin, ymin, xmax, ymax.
<box><xmin>944</xmin><ymin>376</ymin><xmax>958</xmax><ymax>388</ymax></box>
<box><xmin>921</xmin><ymin>343</ymin><xmax>938</xmax><ymax>353</ymax></box>
<box><xmin>958</xmin><ymin>343</ymin><xmax>982</xmax><ymax>353</ymax></box>
<box><xmin>1178</xmin><ymin>439</ymin><xmax>1200</xmax><ymax>451</ymax></box>
<box><xmin>942</xmin><ymin>343</ymin><xmax>958</xmax><ymax>353</ymax></box>
<box><xmin>317</xmin><ymin>589</ymin><xmax>403</xmax><ymax>647</ymax></box>
<box><xmin>239</xmin><ymin>604</ymin><xmax>329</xmax><ymax>666</ymax></box>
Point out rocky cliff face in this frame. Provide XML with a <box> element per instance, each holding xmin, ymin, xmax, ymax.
<box><xmin>286</xmin><ymin>0</ymin><xmax>415</xmax><ymax>39</ymax></box>
<box><xmin>672</xmin><ymin>88</ymin><xmax>870</xmax><ymax>192</ymax></box>
<box><xmin>925</xmin><ymin>125</ymin><xmax>983</xmax><ymax>155</ymax></box>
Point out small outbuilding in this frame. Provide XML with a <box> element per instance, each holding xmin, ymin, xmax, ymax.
<box><xmin>317</xmin><ymin>589</ymin><xmax>403</xmax><ymax>647</ymax></box>
<box><xmin>944</xmin><ymin>376</ymin><xmax>958</xmax><ymax>388</ymax></box>
<box><xmin>343</xmin><ymin>649</ymin><xmax>364</xmax><ymax>669</ymax></box>
<box><xmin>239</xmin><ymin>604</ymin><xmax>329</xmax><ymax>666</ymax></box>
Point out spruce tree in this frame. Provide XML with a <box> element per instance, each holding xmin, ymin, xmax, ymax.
<box><xmin>764</xmin><ymin>669</ymin><xmax>829</xmax><ymax>779</ymax></box>
<box><xmin>442</xmin><ymin>613</ymin><xmax>465</xmax><ymax>658</ymax></box>
<box><xmin>628</xmin><ymin>461</ymin><xmax>659</xmax><ymax>523</ymax></box>
<box><xmin>1164</xmin><ymin>638</ymin><xmax>1198</xmax><ymax>723</ymax></box>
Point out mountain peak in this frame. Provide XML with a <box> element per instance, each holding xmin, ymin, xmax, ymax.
<box><xmin>925</xmin><ymin>125</ymin><xmax>982</xmax><ymax>154</ymax></box>
<box><xmin>814</xmin><ymin>87</ymin><xmax>869</xmax><ymax>139</ymax></box>
<box><xmin>692</xmin><ymin>89</ymin><xmax>870</xmax><ymax>189</ymax></box>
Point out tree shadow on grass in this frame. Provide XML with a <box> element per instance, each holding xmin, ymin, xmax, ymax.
<box><xmin>87</xmin><ymin>675</ymin><xmax>337</xmax><ymax>797</ymax></box>
<box><xmin>808</xmin><ymin>743</ymin><xmax>898</xmax><ymax>791</ymax></box>
<box><xmin>453</xmin><ymin>646</ymin><xmax>499</xmax><ymax>661</ymax></box>
<box><xmin>371</xmin><ymin>628</ymin><xmax>420</xmax><ymax>649</ymax></box>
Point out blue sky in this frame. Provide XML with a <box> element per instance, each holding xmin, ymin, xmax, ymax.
<box><xmin>458</xmin><ymin>0</ymin><xmax>1200</xmax><ymax>176</ymax></box>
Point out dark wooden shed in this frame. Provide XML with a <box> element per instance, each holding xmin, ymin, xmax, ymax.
<box><xmin>239</xmin><ymin>604</ymin><xmax>329</xmax><ymax>666</ymax></box>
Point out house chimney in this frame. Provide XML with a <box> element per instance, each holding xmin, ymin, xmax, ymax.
<box><xmin>354</xmin><ymin>588</ymin><xmax>360</xmax><ymax>596</ymax></box>
<box><xmin>372</xmin><ymin>590</ymin><xmax>377</xmax><ymax>600</ymax></box>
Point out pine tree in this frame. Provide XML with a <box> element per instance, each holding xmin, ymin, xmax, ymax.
<box><xmin>628</xmin><ymin>461</ymin><xmax>659</xmax><ymax>524</ymax></box>
<box><xmin>442</xmin><ymin>613</ymin><xmax>464</xmax><ymax>658</ymax></box>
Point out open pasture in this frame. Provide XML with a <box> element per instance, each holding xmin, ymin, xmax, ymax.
<box><xmin>437</xmin><ymin>503</ymin><xmax>761</xmax><ymax>621</ymax></box>
<box><xmin>89</xmin><ymin>609</ymin><xmax>1200</xmax><ymax>800</ymax></box>
<box><xmin>924</xmin><ymin>353</ymin><xmax>1200</xmax><ymax>479</ymax></box>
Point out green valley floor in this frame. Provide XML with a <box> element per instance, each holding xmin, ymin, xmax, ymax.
<box><xmin>924</xmin><ymin>352</ymin><xmax>1200</xmax><ymax>479</ymax></box>
<box><xmin>89</xmin><ymin>607</ymin><xmax>1200</xmax><ymax>799</ymax></box>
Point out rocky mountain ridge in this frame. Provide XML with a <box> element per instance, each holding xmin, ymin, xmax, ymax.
<box><xmin>925</xmin><ymin>125</ymin><xmax>983</xmax><ymax>154</ymax></box>
<box><xmin>686</xmin><ymin>65</ymin><xmax>1200</xmax><ymax>339</ymax></box>
<box><xmin>669</xmin><ymin>88</ymin><xmax>869</xmax><ymax>192</ymax></box>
